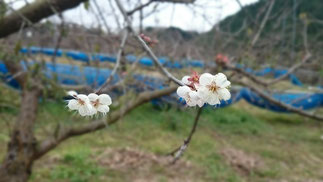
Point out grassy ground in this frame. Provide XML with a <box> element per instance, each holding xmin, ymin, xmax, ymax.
<box><xmin>0</xmin><ymin>86</ymin><xmax>323</xmax><ymax>182</ymax></box>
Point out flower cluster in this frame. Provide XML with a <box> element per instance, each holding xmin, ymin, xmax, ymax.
<box><xmin>67</xmin><ymin>91</ymin><xmax>112</xmax><ymax>116</ymax></box>
<box><xmin>177</xmin><ymin>72</ymin><xmax>231</xmax><ymax>107</ymax></box>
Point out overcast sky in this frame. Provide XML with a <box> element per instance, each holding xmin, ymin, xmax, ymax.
<box><xmin>8</xmin><ymin>0</ymin><xmax>258</xmax><ymax>33</ymax></box>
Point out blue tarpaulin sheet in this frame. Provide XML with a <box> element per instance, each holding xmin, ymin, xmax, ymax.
<box><xmin>20</xmin><ymin>47</ymin><xmax>309</xmax><ymax>87</ymax></box>
<box><xmin>1</xmin><ymin>61</ymin><xmax>322</xmax><ymax>112</ymax></box>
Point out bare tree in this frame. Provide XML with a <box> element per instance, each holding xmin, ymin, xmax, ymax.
<box><xmin>0</xmin><ymin>0</ymin><xmax>195</xmax><ymax>181</ymax></box>
<box><xmin>0</xmin><ymin>1</ymin><xmax>322</xmax><ymax>182</ymax></box>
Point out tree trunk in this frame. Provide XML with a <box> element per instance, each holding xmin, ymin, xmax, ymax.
<box><xmin>0</xmin><ymin>0</ymin><xmax>88</xmax><ymax>39</ymax></box>
<box><xmin>0</xmin><ymin>88</ymin><xmax>40</xmax><ymax>182</ymax></box>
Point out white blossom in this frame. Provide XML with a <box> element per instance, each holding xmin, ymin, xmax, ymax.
<box><xmin>68</xmin><ymin>94</ymin><xmax>95</xmax><ymax>116</ymax></box>
<box><xmin>88</xmin><ymin>93</ymin><xmax>112</xmax><ymax>115</ymax></box>
<box><xmin>177</xmin><ymin>85</ymin><xmax>204</xmax><ymax>107</ymax></box>
<box><xmin>67</xmin><ymin>90</ymin><xmax>78</xmax><ymax>97</ymax></box>
<box><xmin>181</xmin><ymin>76</ymin><xmax>190</xmax><ymax>85</ymax></box>
<box><xmin>197</xmin><ymin>73</ymin><xmax>231</xmax><ymax>105</ymax></box>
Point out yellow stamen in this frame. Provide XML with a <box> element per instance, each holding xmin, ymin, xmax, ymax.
<box><xmin>207</xmin><ymin>82</ymin><xmax>219</xmax><ymax>93</ymax></box>
<box><xmin>91</xmin><ymin>99</ymin><xmax>100</xmax><ymax>108</ymax></box>
<box><xmin>78</xmin><ymin>99</ymin><xmax>85</xmax><ymax>105</ymax></box>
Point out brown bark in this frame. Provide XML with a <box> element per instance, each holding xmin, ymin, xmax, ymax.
<box><xmin>0</xmin><ymin>56</ymin><xmax>41</xmax><ymax>182</ymax></box>
<box><xmin>0</xmin><ymin>0</ymin><xmax>87</xmax><ymax>39</ymax></box>
<box><xmin>0</xmin><ymin>87</ymin><xmax>40</xmax><ymax>182</ymax></box>
<box><xmin>0</xmin><ymin>0</ymin><xmax>196</xmax><ymax>39</ymax></box>
<box><xmin>34</xmin><ymin>86</ymin><xmax>177</xmax><ymax>159</ymax></box>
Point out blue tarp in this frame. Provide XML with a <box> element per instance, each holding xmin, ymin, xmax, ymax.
<box><xmin>19</xmin><ymin>47</ymin><xmax>309</xmax><ymax>87</ymax></box>
<box><xmin>1</xmin><ymin>61</ymin><xmax>322</xmax><ymax>113</ymax></box>
<box><xmin>19</xmin><ymin>47</ymin><xmax>190</xmax><ymax>69</ymax></box>
<box><xmin>12</xmin><ymin>47</ymin><xmax>323</xmax><ymax>112</ymax></box>
<box><xmin>236</xmin><ymin>64</ymin><xmax>304</xmax><ymax>87</ymax></box>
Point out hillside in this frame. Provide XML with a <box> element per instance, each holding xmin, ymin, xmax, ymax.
<box><xmin>210</xmin><ymin>0</ymin><xmax>323</xmax><ymax>48</ymax></box>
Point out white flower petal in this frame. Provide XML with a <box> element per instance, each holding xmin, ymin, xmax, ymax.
<box><xmin>189</xmin><ymin>91</ymin><xmax>205</xmax><ymax>107</ymax></box>
<box><xmin>199</xmin><ymin>73</ymin><xmax>214</xmax><ymax>86</ymax></box>
<box><xmin>186</xmin><ymin>100</ymin><xmax>197</xmax><ymax>107</ymax></box>
<box><xmin>218</xmin><ymin>88</ymin><xmax>231</xmax><ymax>101</ymax></box>
<box><xmin>197</xmin><ymin>100</ymin><xmax>205</xmax><ymax>107</ymax></box>
<box><xmin>67</xmin><ymin>90</ymin><xmax>77</xmax><ymax>97</ymax></box>
<box><xmin>88</xmin><ymin>107</ymin><xmax>98</xmax><ymax>116</ymax></box>
<box><xmin>181</xmin><ymin>76</ymin><xmax>190</xmax><ymax>85</ymax></box>
<box><xmin>77</xmin><ymin>94</ymin><xmax>90</xmax><ymax>104</ymax></box>
<box><xmin>208</xmin><ymin>95</ymin><xmax>221</xmax><ymax>105</ymax></box>
<box><xmin>197</xmin><ymin>86</ymin><xmax>211</xmax><ymax>101</ymax></box>
<box><xmin>221</xmin><ymin>81</ymin><xmax>231</xmax><ymax>88</ymax></box>
<box><xmin>78</xmin><ymin>106</ymin><xmax>90</xmax><ymax>116</ymax></box>
<box><xmin>188</xmin><ymin>91</ymin><xmax>198</xmax><ymax>99</ymax></box>
<box><xmin>176</xmin><ymin>86</ymin><xmax>191</xmax><ymax>98</ymax></box>
<box><xmin>97</xmin><ymin>105</ymin><xmax>110</xmax><ymax>114</ymax></box>
<box><xmin>88</xmin><ymin>93</ymin><xmax>99</xmax><ymax>101</ymax></box>
<box><xmin>215</xmin><ymin>73</ymin><xmax>229</xmax><ymax>88</ymax></box>
<box><xmin>68</xmin><ymin>99</ymin><xmax>79</xmax><ymax>110</ymax></box>
<box><xmin>194</xmin><ymin>83</ymin><xmax>201</xmax><ymax>90</ymax></box>
<box><xmin>98</xmin><ymin>94</ymin><xmax>112</xmax><ymax>105</ymax></box>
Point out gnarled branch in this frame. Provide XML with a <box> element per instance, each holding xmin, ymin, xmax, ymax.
<box><xmin>0</xmin><ymin>0</ymin><xmax>88</xmax><ymax>38</ymax></box>
<box><xmin>34</xmin><ymin>86</ymin><xmax>177</xmax><ymax>159</ymax></box>
<box><xmin>236</xmin><ymin>80</ymin><xmax>323</xmax><ymax>121</ymax></box>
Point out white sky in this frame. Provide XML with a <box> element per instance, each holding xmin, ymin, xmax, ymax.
<box><xmin>8</xmin><ymin>0</ymin><xmax>258</xmax><ymax>33</ymax></box>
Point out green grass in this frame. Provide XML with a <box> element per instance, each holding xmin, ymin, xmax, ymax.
<box><xmin>1</xmin><ymin>85</ymin><xmax>323</xmax><ymax>181</ymax></box>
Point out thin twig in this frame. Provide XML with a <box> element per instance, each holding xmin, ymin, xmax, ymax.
<box><xmin>93</xmin><ymin>0</ymin><xmax>111</xmax><ymax>33</ymax></box>
<box><xmin>168</xmin><ymin>107</ymin><xmax>203</xmax><ymax>164</ymax></box>
<box><xmin>95</xmin><ymin>29</ymin><xmax>129</xmax><ymax>94</ymax></box>
<box><xmin>127</xmin><ymin>0</ymin><xmax>153</xmax><ymax>16</ymax></box>
<box><xmin>226</xmin><ymin>52</ymin><xmax>311</xmax><ymax>87</ymax></box>
<box><xmin>236</xmin><ymin>80</ymin><xmax>323</xmax><ymax>121</ymax></box>
<box><xmin>114</xmin><ymin>0</ymin><xmax>183</xmax><ymax>86</ymax></box>
<box><xmin>251</xmin><ymin>0</ymin><xmax>275</xmax><ymax>46</ymax></box>
<box><xmin>51</xmin><ymin>13</ymin><xmax>65</xmax><ymax>64</ymax></box>
<box><xmin>265</xmin><ymin>52</ymin><xmax>311</xmax><ymax>85</ymax></box>
<box><xmin>226</xmin><ymin>63</ymin><xmax>268</xmax><ymax>87</ymax></box>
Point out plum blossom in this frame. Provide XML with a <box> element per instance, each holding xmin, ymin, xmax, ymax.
<box><xmin>181</xmin><ymin>76</ymin><xmax>190</xmax><ymax>85</ymax></box>
<box><xmin>177</xmin><ymin>72</ymin><xmax>231</xmax><ymax>107</ymax></box>
<box><xmin>88</xmin><ymin>93</ymin><xmax>112</xmax><ymax>115</ymax></box>
<box><xmin>197</xmin><ymin>73</ymin><xmax>231</xmax><ymax>105</ymax></box>
<box><xmin>177</xmin><ymin>73</ymin><xmax>205</xmax><ymax>107</ymax></box>
<box><xmin>177</xmin><ymin>85</ymin><xmax>204</xmax><ymax>107</ymax></box>
<box><xmin>67</xmin><ymin>91</ymin><xmax>112</xmax><ymax>116</ymax></box>
<box><xmin>67</xmin><ymin>90</ymin><xmax>78</xmax><ymax>97</ymax></box>
<box><xmin>68</xmin><ymin>94</ymin><xmax>95</xmax><ymax>116</ymax></box>
<box><xmin>187</xmin><ymin>71</ymin><xmax>200</xmax><ymax>85</ymax></box>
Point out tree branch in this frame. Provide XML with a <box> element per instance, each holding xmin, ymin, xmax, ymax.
<box><xmin>95</xmin><ymin>29</ymin><xmax>129</xmax><ymax>94</ymax></box>
<box><xmin>152</xmin><ymin>0</ymin><xmax>196</xmax><ymax>3</ymax></box>
<box><xmin>127</xmin><ymin>0</ymin><xmax>154</xmax><ymax>16</ymax></box>
<box><xmin>1</xmin><ymin>53</ymin><xmax>26</xmax><ymax>86</ymax></box>
<box><xmin>114</xmin><ymin>0</ymin><xmax>183</xmax><ymax>86</ymax></box>
<box><xmin>251</xmin><ymin>0</ymin><xmax>275</xmax><ymax>47</ymax></box>
<box><xmin>226</xmin><ymin>63</ymin><xmax>268</xmax><ymax>87</ymax></box>
<box><xmin>0</xmin><ymin>0</ymin><xmax>88</xmax><ymax>39</ymax></box>
<box><xmin>168</xmin><ymin>107</ymin><xmax>203</xmax><ymax>164</ymax></box>
<box><xmin>236</xmin><ymin>80</ymin><xmax>323</xmax><ymax>121</ymax></box>
<box><xmin>266</xmin><ymin>52</ymin><xmax>311</xmax><ymax>85</ymax></box>
<box><xmin>34</xmin><ymin>86</ymin><xmax>177</xmax><ymax>159</ymax></box>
